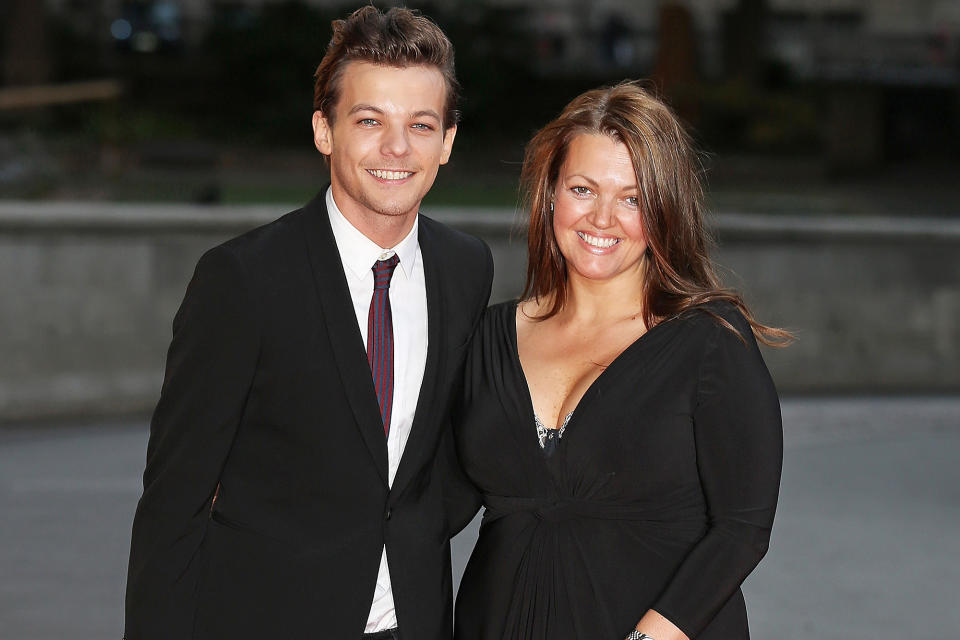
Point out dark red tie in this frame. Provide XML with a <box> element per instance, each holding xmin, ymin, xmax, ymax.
<box><xmin>367</xmin><ymin>255</ymin><xmax>400</xmax><ymax>437</ymax></box>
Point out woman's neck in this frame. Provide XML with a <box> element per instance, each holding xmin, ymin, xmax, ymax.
<box><xmin>549</xmin><ymin>269</ymin><xmax>647</xmax><ymax>329</ymax></box>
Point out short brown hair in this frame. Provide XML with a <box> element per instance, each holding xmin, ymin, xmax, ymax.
<box><xmin>521</xmin><ymin>81</ymin><xmax>791</xmax><ymax>346</ymax></box>
<box><xmin>313</xmin><ymin>6</ymin><xmax>460</xmax><ymax>130</ymax></box>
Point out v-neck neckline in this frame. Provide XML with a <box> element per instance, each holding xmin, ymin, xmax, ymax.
<box><xmin>509</xmin><ymin>299</ymin><xmax>676</xmax><ymax>438</ymax></box>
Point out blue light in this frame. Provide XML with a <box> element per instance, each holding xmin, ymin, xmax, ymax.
<box><xmin>110</xmin><ymin>19</ymin><xmax>132</xmax><ymax>41</ymax></box>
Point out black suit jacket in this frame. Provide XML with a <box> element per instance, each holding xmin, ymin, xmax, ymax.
<box><xmin>125</xmin><ymin>192</ymin><xmax>492</xmax><ymax>640</ymax></box>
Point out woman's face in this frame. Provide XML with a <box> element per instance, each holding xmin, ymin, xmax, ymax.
<box><xmin>552</xmin><ymin>134</ymin><xmax>648</xmax><ymax>285</ymax></box>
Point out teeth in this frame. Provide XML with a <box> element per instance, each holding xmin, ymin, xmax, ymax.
<box><xmin>369</xmin><ymin>169</ymin><xmax>413</xmax><ymax>180</ymax></box>
<box><xmin>578</xmin><ymin>231</ymin><xmax>620</xmax><ymax>248</ymax></box>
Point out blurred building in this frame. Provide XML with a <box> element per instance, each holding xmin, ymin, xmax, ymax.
<box><xmin>16</xmin><ymin>0</ymin><xmax>960</xmax><ymax>167</ymax></box>
<box><xmin>38</xmin><ymin>1</ymin><xmax>960</xmax><ymax>82</ymax></box>
<box><xmin>483</xmin><ymin>0</ymin><xmax>960</xmax><ymax>82</ymax></box>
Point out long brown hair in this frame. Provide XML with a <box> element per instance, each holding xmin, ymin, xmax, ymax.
<box><xmin>520</xmin><ymin>81</ymin><xmax>791</xmax><ymax>346</ymax></box>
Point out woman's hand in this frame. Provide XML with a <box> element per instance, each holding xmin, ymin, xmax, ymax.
<box><xmin>627</xmin><ymin>609</ymin><xmax>690</xmax><ymax>640</ymax></box>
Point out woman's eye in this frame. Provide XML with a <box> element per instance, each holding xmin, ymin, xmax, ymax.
<box><xmin>571</xmin><ymin>186</ymin><xmax>591</xmax><ymax>196</ymax></box>
<box><xmin>625</xmin><ymin>196</ymin><xmax>640</xmax><ymax>207</ymax></box>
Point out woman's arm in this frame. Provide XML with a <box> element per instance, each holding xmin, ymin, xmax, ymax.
<box><xmin>634</xmin><ymin>309</ymin><xmax>784</xmax><ymax>639</ymax></box>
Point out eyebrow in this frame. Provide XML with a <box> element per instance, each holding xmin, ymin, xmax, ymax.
<box><xmin>347</xmin><ymin>104</ymin><xmax>442</xmax><ymax>122</ymax></box>
<box><xmin>565</xmin><ymin>174</ymin><xmax>638</xmax><ymax>191</ymax></box>
<box><xmin>565</xmin><ymin>174</ymin><xmax>599</xmax><ymax>187</ymax></box>
<box><xmin>411</xmin><ymin>109</ymin><xmax>442</xmax><ymax>122</ymax></box>
<box><xmin>347</xmin><ymin>104</ymin><xmax>384</xmax><ymax>116</ymax></box>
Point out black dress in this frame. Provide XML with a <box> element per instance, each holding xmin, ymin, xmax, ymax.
<box><xmin>453</xmin><ymin>300</ymin><xmax>782</xmax><ymax>640</ymax></box>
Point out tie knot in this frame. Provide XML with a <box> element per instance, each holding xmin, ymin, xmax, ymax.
<box><xmin>371</xmin><ymin>254</ymin><xmax>400</xmax><ymax>290</ymax></box>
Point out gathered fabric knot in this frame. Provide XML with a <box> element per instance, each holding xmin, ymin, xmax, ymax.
<box><xmin>482</xmin><ymin>492</ymin><xmax>705</xmax><ymax>533</ymax></box>
<box><xmin>534</xmin><ymin>500</ymin><xmax>580</xmax><ymax>523</ymax></box>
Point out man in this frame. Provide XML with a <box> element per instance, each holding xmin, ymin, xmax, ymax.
<box><xmin>124</xmin><ymin>7</ymin><xmax>492</xmax><ymax>640</ymax></box>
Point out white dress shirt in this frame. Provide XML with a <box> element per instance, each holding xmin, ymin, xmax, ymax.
<box><xmin>325</xmin><ymin>187</ymin><xmax>428</xmax><ymax>632</ymax></box>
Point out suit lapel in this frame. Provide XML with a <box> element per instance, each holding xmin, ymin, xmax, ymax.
<box><xmin>391</xmin><ymin>217</ymin><xmax>444</xmax><ymax>495</ymax></box>
<box><xmin>299</xmin><ymin>193</ymin><xmax>389</xmax><ymax>485</ymax></box>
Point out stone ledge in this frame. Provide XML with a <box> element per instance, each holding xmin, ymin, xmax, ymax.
<box><xmin>2</xmin><ymin>201</ymin><xmax>959</xmax><ymax>242</ymax></box>
<box><xmin>2</xmin><ymin>200</ymin><xmax>958</xmax><ymax>421</ymax></box>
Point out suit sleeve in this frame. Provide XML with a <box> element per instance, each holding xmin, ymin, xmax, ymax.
<box><xmin>652</xmin><ymin>312</ymin><xmax>783</xmax><ymax>638</ymax></box>
<box><xmin>125</xmin><ymin>245</ymin><xmax>260</xmax><ymax>640</ymax></box>
<box><xmin>440</xmin><ymin>240</ymin><xmax>494</xmax><ymax>535</ymax></box>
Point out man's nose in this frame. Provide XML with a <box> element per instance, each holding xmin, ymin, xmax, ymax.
<box><xmin>380</xmin><ymin>125</ymin><xmax>411</xmax><ymax>157</ymax></box>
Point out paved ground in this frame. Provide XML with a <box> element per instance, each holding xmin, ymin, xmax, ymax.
<box><xmin>1</xmin><ymin>396</ymin><xmax>957</xmax><ymax>640</ymax></box>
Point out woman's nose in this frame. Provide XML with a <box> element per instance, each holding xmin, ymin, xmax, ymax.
<box><xmin>588</xmin><ymin>198</ymin><xmax>616</xmax><ymax>228</ymax></box>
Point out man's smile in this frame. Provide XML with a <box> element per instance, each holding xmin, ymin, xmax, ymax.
<box><xmin>367</xmin><ymin>169</ymin><xmax>416</xmax><ymax>181</ymax></box>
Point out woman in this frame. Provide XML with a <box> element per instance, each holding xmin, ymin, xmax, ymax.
<box><xmin>453</xmin><ymin>82</ymin><xmax>790</xmax><ymax>640</ymax></box>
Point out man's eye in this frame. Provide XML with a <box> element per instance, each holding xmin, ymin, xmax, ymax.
<box><xmin>412</xmin><ymin>123</ymin><xmax>434</xmax><ymax>131</ymax></box>
<box><xmin>358</xmin><ymin>118</ymin><xmax>379</xmax><ymax>126</ymax></box>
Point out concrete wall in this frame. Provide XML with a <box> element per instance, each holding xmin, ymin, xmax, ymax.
<box><xmin>1</xmin><ymin>201</ymin><xmax>958</xmax><ymax>422</ymax></box>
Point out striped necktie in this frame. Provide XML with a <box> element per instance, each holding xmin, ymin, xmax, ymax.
<box><xmin>367</xmin><ymin>255</ymin><xmax>400</xmax><ymax>437</ymax></box>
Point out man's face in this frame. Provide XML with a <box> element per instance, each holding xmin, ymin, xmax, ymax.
<box><xmin>313</xmin><ymin>61</ymin><xmax>456</xmax><ymax>231</ymax></box>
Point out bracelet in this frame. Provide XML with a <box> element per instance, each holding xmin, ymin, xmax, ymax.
<box><xmin>626</xmin><ymin>631</ymin><xmax>655</xmax><ymax>640</ymax></box>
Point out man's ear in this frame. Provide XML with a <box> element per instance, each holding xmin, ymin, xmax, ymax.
<box><xmin>312</xmin><ymin>111</ymin><xmax>332</xmax><ymax>155</ymax></box>
<box><xmin>439</xmin><ymin>124</ymin><xmax>457</xmax><ymax>165</ymax></box>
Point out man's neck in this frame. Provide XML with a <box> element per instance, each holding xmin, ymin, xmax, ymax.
<box><xmin>330</xmin><ymin>191</ymin><xmax>418</xmax><ymax>249</ymax></box>
<box><xmin>348</xmin><ymin>211</ymin><xmax>417</xmax><ymax>249</ymax></box>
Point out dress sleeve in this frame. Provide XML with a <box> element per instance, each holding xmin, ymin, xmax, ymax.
<box><xmin>125</xmin><ymin>245</ymin><xmax>260</xmax><ymax>640</ymax></box>
<box><xmin>441</xmin><ymin>242</ymin><xmax>494</xmax><ymax>534</ymax></box>
<box><xmin>652</xmin><ymin>310</ymin><xmax>783</xmax><ymax>638</ymax></box>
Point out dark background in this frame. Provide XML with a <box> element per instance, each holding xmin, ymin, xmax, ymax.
<box><xmin>2</xmin><ymin>0</ymin><xmax>958</xmax><ymax>212</ymax></box>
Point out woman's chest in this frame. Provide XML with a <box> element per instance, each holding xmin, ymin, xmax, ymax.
<box><xmin>458</xmin><ymin>345</ymin><xmax>704</xmax><ymax>497</ymax></box>
<box><xmin>518</xmin><ymin>319</ymin><xmax>654</xmax><ymax>430</ymax></box>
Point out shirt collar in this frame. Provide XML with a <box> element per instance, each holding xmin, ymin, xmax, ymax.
<box><xmin>326</xmin><ymin>186</ymin><xmax>419</xmax><ymax>281</ymax></box>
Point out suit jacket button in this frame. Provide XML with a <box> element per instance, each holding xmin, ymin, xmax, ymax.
<box><xmin>385</xmin><ymin>507</ymin><xmax>392</xmax><ymax>520</ymax></box>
